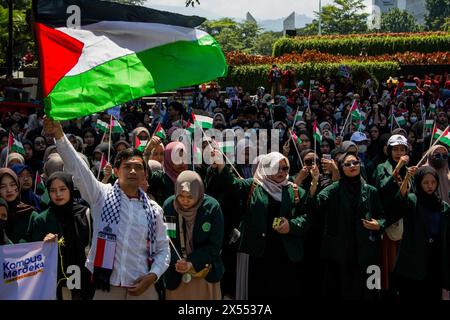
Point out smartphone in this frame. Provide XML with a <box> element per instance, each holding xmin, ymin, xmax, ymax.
<box><xmin>323</xmin><ymin>154</ymin><xmax>331</xmax><ymax>160</ymax></box>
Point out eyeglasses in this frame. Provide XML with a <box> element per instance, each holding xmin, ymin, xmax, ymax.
<box><xmin>432</xmin><ymin>153</ymin><xmax>448</xmax><ymax>160</ymax></box>
<box><xmin>343</xmin><ymin>160</ymin><xmax>361</xmax><ymax>168</ymax></box>
<box><xmin>279</xmin><ymin>166</ymin><xmax>290</xmax><ymax>173</ymax></box>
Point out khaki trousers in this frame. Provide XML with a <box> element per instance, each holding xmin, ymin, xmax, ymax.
<box><xmin>93</xmin><ymin>285</ymin><xmax>158</xmax><ymax>300</ymax></box>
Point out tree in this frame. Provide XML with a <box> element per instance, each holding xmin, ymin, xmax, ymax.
<box><xmin>302</xmin><ymin>0</ymin><xmax>368</xmax><ymax>35</ymax></box>
<box><xmin>253</xmin><ymin>31</ymin><xmax>280</xmax><ymax>55</ymax></box>
<box><xmin>380</xmin><ymin>8</ymin><xmax>420</xmax><ymax>33</ymax></box>
<box><xmin>425</xmin><ymin>0</ymin><xmax>450</xmax><ymax>30</ymax></box>
<box><xmin>0</xmin><ymin>5</ymin><xmax>33</xmax><ymax>67</ymax></box>
<box><xmin>199</xmin><ymin>19</ymin><xmax>266</xmax><ymax>54</ymax></box>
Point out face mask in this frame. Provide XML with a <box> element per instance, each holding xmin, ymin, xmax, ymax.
<box><xmin>278</xmin><ymin>129</ymin><xmax>286</xmax><ymax>138</ymax></box>
<box><xmin>92</xmin><ymin>161</ymin><xmax>100</xmax><ymax>169</ymax></box>
<box><xmin>358</xmin><ymin>145</ymin><xmax>367</xmax><ymax>153</ymax></box>
<box><xmin>431</xmin><ymin>158</ymin><xmax>446</xmax><ymax>169</ymax></box>
<box><xmin>410</xmin><ymin>117</ymin><xmax>418</xmax><ymax>123</ymax></box>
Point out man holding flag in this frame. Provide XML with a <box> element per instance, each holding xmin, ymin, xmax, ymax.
<box><xmin>44</xmin><ymin>117</ymin><xmax>170</xmax><ymax>300</ymax></box>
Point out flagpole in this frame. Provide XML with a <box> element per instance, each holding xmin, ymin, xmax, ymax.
<box><xmin>314</xmin><ymin>134</ymin><xmax>317</xmax><ymax>166</ymax></box>
<box><xmin>289</xmin><ymin>129</ymin><xmax>304</xmax><ymax>168</ymax></box>
<box><xmin>34</xmin><ymin>171</ymin><xmax>38</xmax><ymax>194</ymax></box>
<box><xmin>199</xmin><ymin>126</ymin><xmax>242</xmax><ymax>179</ymax></box>
<box><xmin>5</xmin><ymin>132</ymin><xmax>10</xmax><ymax>168</ymax></box>
<box><xmin>416</xmin><ymin>126</ymin><xmax>449</xmax><ymax>166</ymax></box>
<box><xmin>97</xmin><ymin>153</ymin><xmax>104</xmax><ymax>181</ymax></box>
<box><xmin>108</xmin><ymin>116</ymin><xmax>113</xmax><ymax>163</ymax></box>
<box><xmin>429</xmin><ymin>121</ymin><xmax>436</xmax><ymax>149</ymax></box>
<box><xmin>291</xmin><ymin>105</ymin><xmax>300</xmax><ymax>133</ymax></box>
<box><xmin>339</xmin><ymin>101</ymin><xmax>354</xmax><ymax>138</ymax></box>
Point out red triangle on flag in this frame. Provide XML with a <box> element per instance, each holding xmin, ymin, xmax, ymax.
<box><xmin>7</xmin><ymin>132</ymin><xmax>14</xmax><ymax>150</ymax></box>
<box><xmin>35</xmin><ymin>22</ymin><xmax>84</xmax><ymax>97</ymax></box>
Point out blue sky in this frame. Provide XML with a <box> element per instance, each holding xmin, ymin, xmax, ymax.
<box><xmin>145</xmin><ymin>0</ymin><xmax>374</xmax><ymax>20</ymax></box>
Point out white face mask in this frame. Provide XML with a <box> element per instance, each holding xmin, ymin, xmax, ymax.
<box><xmin>358</xmin><ymin>145</ymin><xmax>367</xmax><ymax>153</ymax></box>
<box><xmin>92</xmin><ymin>161</ymin><xmax>100</xmax><ymax>169</ymax></box>
<box><xmin>410</xmin><ymin>116</ymin><xmax>418</xmax><ymax>123</ymax></box>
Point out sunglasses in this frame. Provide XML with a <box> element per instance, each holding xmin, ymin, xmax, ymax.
<box><xmin>279</xmin><ymin>166</ymin><xmax>290</xmax><ymax>173</ymax></box>
<box><xmin>432</xmin><ymin>153</ymin><xmax>448</xmax><ymax>160</ymax></box>
<box><xmin>343</xmin><ymin>160</ymin><xmax>361</xmax><ymax>168</ymax></box>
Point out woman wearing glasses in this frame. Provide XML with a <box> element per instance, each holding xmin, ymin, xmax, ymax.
<box><xmin>213</xmin><ymin>152</ymin><xmax>315</xmax><ymax>299</ymax></box>
<box><xmin>314</xmin><ymin>152</ymin><xmax>385</xmax><ymax>300</ymax></box>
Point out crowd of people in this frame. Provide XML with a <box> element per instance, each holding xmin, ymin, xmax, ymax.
<box><xmin>0</xmin><ymin>69</ymin><xmax>449</xmax><ymax>300</ymax></box>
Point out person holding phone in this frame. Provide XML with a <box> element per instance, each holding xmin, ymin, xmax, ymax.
<box><xmin>212</xmin><ymin>152</ymin><xmax>315</xmax><ymax>299</ymax></box>
<box><xmin>313</xmin><ymin>152</ymin><xmax>385</xmax><ymax>300</ymax></box>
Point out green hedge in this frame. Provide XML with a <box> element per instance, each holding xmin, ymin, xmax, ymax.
<box><xmin>273</xmin><ymin>33</ymin><xmax>450</xmax><ymax>57</ymax></box>
<box><xmin>219</xmin><ymin>61</ymin><xmax>400</xmax><ymax>93</ymax></box>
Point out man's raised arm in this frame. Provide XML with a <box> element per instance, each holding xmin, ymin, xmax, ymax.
<box><xmin>43</xmin><ymin>117</ymin><xmax>104</xmax><ymax>207</ymax></box>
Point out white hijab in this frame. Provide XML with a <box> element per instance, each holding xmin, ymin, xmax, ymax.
<box><xmin>253</xmin><ymin>152</ymin><xmax>291</xmax><ymax>202</ymax></box>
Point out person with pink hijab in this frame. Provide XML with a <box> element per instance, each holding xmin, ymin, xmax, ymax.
<box><xmin>147</xmin><ymin>141</ymin><xmax>188</xmax><ymax>206</ymax></box>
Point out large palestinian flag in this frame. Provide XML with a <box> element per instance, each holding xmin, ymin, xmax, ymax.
<box><xmin>34</xmin><ymin>0</ymin><xmax>228</xmax><ymax>120</ymax></box>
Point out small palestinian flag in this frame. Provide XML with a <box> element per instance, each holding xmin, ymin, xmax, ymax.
<box><xmin>111</xmin><ymin>118</ymin><xmax>124</xmax><ymax>133</ymax></box>
<box><xmin>291</xmin><ymin>130</ymin><xmax>302</xmax><ymax>144</ymax></box>
<box><xmin>403</xmin><ymin>82</ymin><xmax>416</xmax><ymax>91</ymax></box>
<box><xmin>395</xmin><ymin>116</ymin><xmax>407</xmax><ymax>127</ymax></box>
<box><xmin>34</xmin><ymin>0</ymin><xmax>228</xmax><ymax>120</ymax></box>
<box><xmin>194</xmin><ymin>114</ymin><xmax>214</xmax><ymax>129</ymax></box>
<box><xmin>350</xmin><ymin>100</ymin><xmax>361</xmax><ymax>120</ymax></box>
<box><xmin>134</xmin><ymin>136</ymin><xmax>147</xmax><ymax>152</ymax></box>
<box><xmin>425</xmin><ymin>119</ymin><xmax>434</xmax><ymax>129</ymax></box>
<box><xmin>154</xmin><ymin>122</ymin><xmax>166</xmax><ymax>140</ymax></box>
<box><xmin>219</xmin><ymin>140</ymin><xmax>234</xmax><ymax>153</ymax></box>
<box><xmin>433</xmin><ymin>126</ymin><xmax>450</xmax><ymax>147</ymax></box>
<box><xmin>313</xmin><ymin>120</ymin><xmax>322</xmax><ymax>144</ymax></box>
<box><xmin>293</xmin><ymin>111</ymin><xmax>303</xmax><ymax>123</ymax></box>
<box><xmin>96</xmin><ymin>119</ymin><xmax>109</xmax><ymax>133</ymax></box>
<box><xmin>35</xmin><ymin>172</ymin><xmax>50</xmax><ymax>205</ymax></box>
<box><xmin>165</xmin><ymin>222</ymin><xmax>176</xmax><ymax>238</ymax></box>
<box><xmin>8</xmin><ymin>132</ymin><xmax>25</xmax><ymax>155</ymax></box>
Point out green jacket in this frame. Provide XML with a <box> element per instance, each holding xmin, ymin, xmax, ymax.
<box><xmin>373</xmin><ymin>160</ymin><xmax>399</xmax><ymax>207</ymax></box>
<box><xmin>217</xmin><ymin>167</ymin><xmax>311</xmax><ymax>262</ymax></box>
<box><xmin>7</xmin><ymin>208</ymin><xmax>36</xmax><ymax>244</ymax></box>
<box><xmin>162</xmin><ymin>194</ymin><xmax>225</xmax><ymax>290</ymax></box>
<box><xmin>314</xmin><ymin>180</ymin><xmax>386</xmax><ymax>268</ymax></box>
<box><xmin>148</xmin><ymin>170</ymin><xmax>175</xmax><ymax>207</ymax></box>
<box><xmin>392</xmin><ymin>194</ymin><xmax>450</xmax><ymax>289</ymax></box>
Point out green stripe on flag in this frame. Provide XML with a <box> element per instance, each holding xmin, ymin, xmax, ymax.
<box><xmin>165</xmin><ymin>222</ymin><xmax>176</xmax><ymax>238</ymax></box>
<box><xmin>45</xmin><ymin>35</ymin><xmax>228</xmax><ymax>120</ymax></box>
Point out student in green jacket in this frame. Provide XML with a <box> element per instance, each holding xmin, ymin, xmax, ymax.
<box><xmin>372</xmin><ymin>134</ymin><xmax>409</xmax><ymax>294</ymax></box>
<box><xmin>0</xmin><ymin>168</ymin><xmax>36</xmax><ymax>243</ymax></box>
<box><xmin>163</xmin><ymin>170</ymin><xmax>224</xmax><ymax>300</ymax></box>
<box><xmin>214</xmin><ymin>151</ymin><xmax>314</xmax><ymax>300</ymax></box>
<box><xmin>394</xmin><ymin>166</ymin><xmax>450</xmax><ymax>300</ymax></box>
<box><xmin>0</xmin><ymin>198</ymin><xmax>12</xmax><ymax>245</ymax></box>
<box><xmin>315</xmin><ymin>151</ymin><xmax>385</xmax><ymax>300</ymax></box>
<box><xmin>27</xmin><ymin>172</ymin><xmax>93</xmax><ymax>300</ymax></box>
<box><xmin>145</xmin><ymin>139</ymin><xmax>188</xmax><ymax>206</ymax></box>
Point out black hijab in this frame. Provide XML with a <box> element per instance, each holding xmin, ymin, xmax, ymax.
<box><xmin>338</xmin><ymin>152</ymin><xmax>362</xmax><ymax>195</ymax></box>
<box><xmin>414</xmin><ymin>166</ymin><xmax>442</xmax><ymax>212</ymax></box>
<box><xmin>0</xmin><ymin>198</ymin><xmax>9</xmax><ymax>245</ymax></box>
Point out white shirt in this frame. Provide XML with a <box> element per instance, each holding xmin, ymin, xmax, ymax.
<box><xmin>56</xmin><ymin>135</ymin><xmax>170</xmax><ymax>286</ymax></box>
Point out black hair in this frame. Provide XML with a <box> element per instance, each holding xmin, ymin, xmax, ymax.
<box><xmin>114</xmin><ymin>148</ymin><xmax>147</xmax><ymax>172</ymax></box>
<box><xmin>168</xmin><ymin>101</ymin><xmax>184</xmax><ymax>115</ymax></box>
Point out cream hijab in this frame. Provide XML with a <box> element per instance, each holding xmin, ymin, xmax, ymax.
<box><xmin>253</xmin><ymin>152</ymin><xmax>291</xmax><ymax>202</ymax></box>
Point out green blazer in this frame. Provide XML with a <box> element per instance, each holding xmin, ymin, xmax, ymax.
<box><xmin>392</xmin><ymin>193</ymin><xmax>450</xmax><ymax>289</ymax></box>
<box><xmin>148</xmin><ymin>170</ymin><xmax>175</xmax><ymax>207</ymax></box>
<box><xmin>162</xmin><ymin>194</ymin><xmax>224</xmax><ymax>290</ymax></box>
<box><xmin>314</xmin><ymin>180</ymin><xmax>386</xmax><ymax>268</ymax></box>
<box><xmin>217</xmin><ymin>167</ymin><xmax>311</xmax><ymax>262</ymax></box>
